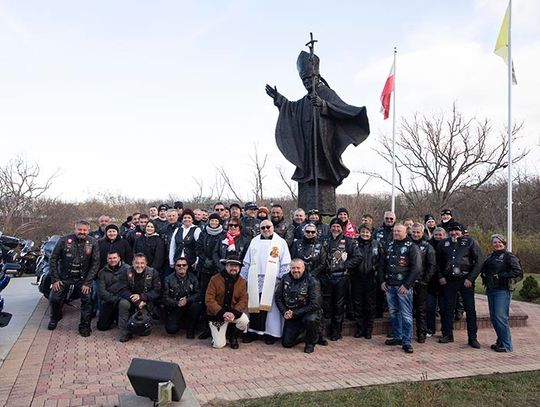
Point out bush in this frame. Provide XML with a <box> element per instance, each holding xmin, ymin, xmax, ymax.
<box><xmin>519</xmin><ymin>276</ymin><xmax>540</xmax><ymax>301</ymax></box>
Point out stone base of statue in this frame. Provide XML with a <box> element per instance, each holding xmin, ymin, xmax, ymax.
<box><xmin>298</xmin><ymin>180</ymin><xmax>336</xmax><ymax>215</ymax></box>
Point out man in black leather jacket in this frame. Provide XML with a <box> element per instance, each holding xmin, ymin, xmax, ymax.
<box><xmin>410</xmin><ymin>223</ymin><xmax>436</xmax><ymax>343</ymax></box>
<box><xmin>275</xmin><ymin>259</ymin><xmax>322</xmax><ymax>353</ymax></box>
<box><xmin>379</xmin><ymin>223</ymin><xmax>421</xmax><ymax>353</ymax></box>
<box><xmin>97</xmin><ymin>251</ymin><xmax>129</xmax><ymax>331</ymax></box>
<box><xmin>322</xmin><ymin>218</ymin><xmax>361</xmax><ymax>341</ymax></box>
<box><xmin>436</xmin><ymin>222</ymin><xmax>483</xmax><ymax>348</ymax></box>
<box><xmin>352</xmin><ymin>224</ymin><xmax>383</xmax><ymax>339</ymax></box>
<box><xmin>48</xmin><ymin>220</ymin><xmax>100</xmax><ymax>337</ymax></box>
<box><xmin>163</xmin><ymin>257</ymin><xmax>203</xmax><ymax>338</ymax></box>
<box><xmin>290</xmin><ymin>223</ymin><xmax>327</xmax><ymax>277</ymax></box>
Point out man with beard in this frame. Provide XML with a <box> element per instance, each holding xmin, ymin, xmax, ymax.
<box><xmin>117</xmin><ymin>253</ymin><xmax>161</xmax><ymax>342</ymax></box>
<box><xmin>322</xmin><ymin>218</ymin><xmax>361</xmax><ymax>341</ymax></box>
<box><xmin>97</xmin><ymin>251</ymin><xmax>129</xmax><ymax>331</ymax></box>
<box><xmin>270</xmin><ymin>204</ymin><xmax>295</xmax><ymax>247</ymax></box>
<box><xmin>437</xmin><ymin>222</ymin><xmax>483</xmax><ymax>348</ymax></box>
<box><xmin>352</xmin><ymin>224</ymin><xmax>383</xmax><ymax>339</ymax></box>
<box><xmin>48</xmin><ymin>220</ymin><xmax>100</xmax><ymax>337</ymax></box>
<box><xmin>206</xmin><ymin>254</ymin><xmax>249</xmax><ymax>349</ymax></box>
<box><xmin>410</xmin><ymin>223</ymin><xmax>437</xmax><ymax>343</ymax></box>
<box><xmin>275</xmin><ymin>259</ymin><xmax>322</xmax><ymax>353</ymax></box>
<box><xmin>380</xmin><ymin>223</ymin><xmax>421</xmax><ymax>353</ymax></box>
<box><xmin>241</xmin><ymin>220</ymin><xmax>291</xmax><ymax>344</ymax></box>
<box><xmin>163</xmin><ymin>257</ymin><xmax>202</xmax><ymax>339</ymax></box>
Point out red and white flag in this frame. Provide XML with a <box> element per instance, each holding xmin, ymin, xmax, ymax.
<box><xmin>380</xmin><ymin>62</ymin><xmax>395</xmax><ymax>120</ymax></box>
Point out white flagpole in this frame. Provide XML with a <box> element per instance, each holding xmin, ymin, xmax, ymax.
<box><xmin>507</xmin><ymin>0</ymin><xmax>513</xmax><ymax>251</ymax></box>
<box><xmin>391</xmin><ymin>47</ymin><xmax>397</xmax><ymax>213</ymax></box>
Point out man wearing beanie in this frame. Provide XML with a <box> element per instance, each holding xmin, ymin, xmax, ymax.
<box><xmin>321</xmin><ymin>218</ymin><xmax>361</xmax><ymax>341</ymax></box>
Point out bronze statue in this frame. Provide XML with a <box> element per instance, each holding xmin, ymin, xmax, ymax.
<box><xmin>265</xmin><ymin>36</ymin><xmax>370</xmax><ymax>214</ymax></box>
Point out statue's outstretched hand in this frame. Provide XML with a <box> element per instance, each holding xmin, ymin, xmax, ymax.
<box><xmin>265</xmin><ymin>84</ymin><xmax>279</xmax><ymax>100</ymax></box>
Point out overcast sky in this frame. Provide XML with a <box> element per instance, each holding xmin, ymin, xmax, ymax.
<box><xmin>0</xmin><ymin>0</ymin><xmax>538</xmax><ymax>203</ymax></box>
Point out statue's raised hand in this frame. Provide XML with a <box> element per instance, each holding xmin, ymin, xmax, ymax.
<box><xmin>265</xmin><ymin>84</ymin><xmax>280</xmax><ymax>100</ymax></box>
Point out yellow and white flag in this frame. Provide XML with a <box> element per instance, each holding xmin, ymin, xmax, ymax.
<box><xmin>494</xmin><ymin>2</ymin><xmax>517</xmax><ymax>85</ymax></box>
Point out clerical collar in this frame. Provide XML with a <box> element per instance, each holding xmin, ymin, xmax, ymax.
<box><xmin>261</xmin><ymin>234</ymin><xmax>273</xmax><ymax>240</ymax></box>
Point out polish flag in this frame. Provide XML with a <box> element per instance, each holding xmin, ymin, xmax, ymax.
<box><xmin>380</xmin><ymin>62</ymin><xmax>394</xmax><ymax>120</ymax></box>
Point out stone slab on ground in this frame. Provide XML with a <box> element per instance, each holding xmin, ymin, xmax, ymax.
<box><xmin>0</xmin><ymin>292</ymin><xmax>538</xmax><ymax>406</ymax></box>
<box><xmin>119</xmin><ymin>388</ymin><xmax>199</xmax><ymax>407</ymax></box>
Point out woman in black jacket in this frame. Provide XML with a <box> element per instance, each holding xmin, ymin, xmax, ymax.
<box><xmin>98</xmin><ymin>224</ymin><xmax>133</xmax><ymax>268</ymax></box>
<box><xmin>481</xmin><ymin>234</ymin><xmax>523</xmax><ymax>353</ymax></box>
<box><xmin>133</xmin><ymin>221</ymin><xmax>165</xmax><ymax>272</ymax></box>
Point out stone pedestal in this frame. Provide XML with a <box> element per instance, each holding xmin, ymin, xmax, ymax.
<box><xmin>298</xmin><ymin>180</ymin><xmax>336</xmax><ymax>215</ymax></box>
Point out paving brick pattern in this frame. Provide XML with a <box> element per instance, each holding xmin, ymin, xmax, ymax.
<box><xmin>1</xmin><ymin>296</ymin><xmax>539</xmax><ymax>406</ymax></box>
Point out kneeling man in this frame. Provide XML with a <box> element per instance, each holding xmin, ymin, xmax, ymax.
<box><xmin>275</xmin><ymin>259</ymin><xmax>322</xmax><ymax>353</ymax></box>
<box><xmin>205</xmin><ymin>254</ymin><xmax>249</xmax><ymax>349</ymax></box>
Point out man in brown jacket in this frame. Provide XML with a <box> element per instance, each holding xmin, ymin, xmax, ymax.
<box><xmin>205</xmin><ymin>253</ymin><xmax>249</xmax><ymax>349</ymax></box>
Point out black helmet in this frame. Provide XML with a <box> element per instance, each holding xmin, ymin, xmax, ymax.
<box><xmin>127</xmin><ymin>309</ymin><xmax>152</xmax><ymax>336</ymax></box>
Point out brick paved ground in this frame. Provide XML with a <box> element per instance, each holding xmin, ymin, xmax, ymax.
<box><xmin>1</xmin><ymin>296</ymin><xmax>539</xmax><ymax>407</ymax></box>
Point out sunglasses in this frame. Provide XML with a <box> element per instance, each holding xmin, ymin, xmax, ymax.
<box><xmin>305</xmin><ymin>230</ymin><xmax>317</xmax><ymax>234</ymax></box>
<box><xmin>385</xmin><ymin>217</ymin><xmax>395</xmax><ymax>220</ymax></box>
<box><xmin>260</xmin><ymin>225</ymin><xmax>272</xmax><ymax>230</ymax></box>
<box><xmin>228</xmin><ymin>224</ymin><xmax>239</xmax><ymax>228</ymax></box>
<box><xmin>175</xmin><ymin>264</ymin><xmax>188</xmax><ymax>268</ymax></box>
<box><xmin>215</xmin><ymin>208</ymin><xmax>225</xmax><ymax>211</ymax></box>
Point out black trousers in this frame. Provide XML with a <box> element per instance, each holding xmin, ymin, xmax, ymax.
<box><xmin>322</xmin><ymin>274</ymin><xmax>349</xmax><ymax>335</ymax></box>
<box><xmin>442</xmin><ymin>278</ymin><xmax>477</xmax><ymax>339</ymax></box>
<box><xmin>282</xmin><ymin>313</ymin><xmax>320</xmax><ymax>347</ymax></box>
<box><xmin>413</xmin><ymin>282</ymin><xmax>428</xmax><ymax>337</ymax></box>
<box><xmin>49</xmin><ymin>279</ymin><xmax>92</xmax><ymax>331</ymax></box>
<box><xmin>165</xmin><ymin>302</ymin><xmax>203</xmax><ymax>334</ymax></box>
<box><xmin>97</xmin><ymin>300</ymin><xmax>118</xmax><ymax>331</ymax></box>
<box><xmin>351</xmin><ymin>276</ymin><xmax>377</xmax><ymax>335</ymax></box>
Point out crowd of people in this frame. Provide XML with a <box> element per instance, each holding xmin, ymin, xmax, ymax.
<box><xmin>46</xmin><ymin>202</ymin><xmax>523</xmax><ymax>354</ymax></box>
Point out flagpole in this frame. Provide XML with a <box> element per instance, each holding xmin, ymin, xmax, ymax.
<box><xmin>391</xmin><ymin>47</ymin><xmax>397</xmax><ymax>214</ymax></box>
<box><xmin>507</xmin><ymin>0</ymin><xmax>513</xmax><ymax>251</ymax></box>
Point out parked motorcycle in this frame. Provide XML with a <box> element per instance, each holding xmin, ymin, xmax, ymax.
<box><xmin>0</xmin><ymin>266</ymin><xmax>12</xmax><ymax>327</ymax></box>
<box><xmin>36</xmin><ymin>235</ymin><xmax>62</xmax><ymax>299</ymax></box>
<box><xmin>0</xmin><ymin>233</ymin><xmax>40</xmax><ymax>277</ymax></box>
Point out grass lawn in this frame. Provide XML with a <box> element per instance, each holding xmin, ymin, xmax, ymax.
<box><xmin>217</xmin><ymin>370</ymin><xmax>539</xmax><ymax>407</ymax></box>
<box><xmin>475</xmin><ymin>273</ymin><xmax>540</xmax><ymax>304</ymax></box>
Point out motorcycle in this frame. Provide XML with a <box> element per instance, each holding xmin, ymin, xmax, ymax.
<box><xmin>0</xmin><ymin>266</ymin><xmax>12</xmax><ymax>327</ymax></box>
<box><xmin>0</xmin><ymin>233</ymin><xmax>40</xmax><ymax>277</ymax></box>
<box><xmin>36</xmin><ymin>235</ymin><xmax>63</xmax><ymax>299</ymax></box>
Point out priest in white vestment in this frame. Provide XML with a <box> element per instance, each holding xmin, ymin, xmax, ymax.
<box><xmin>241</xmin><ymin>219</ymin><xmax>291</xmax><ymax>342</ymax></box>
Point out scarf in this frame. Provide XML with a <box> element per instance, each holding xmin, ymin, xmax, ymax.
<box><xmin>224</xmin><ymin>230</ymin><xmax>241</xmax><ymax>251</ymax></box>
<box><xmin>206</xmin><ymin>225</ymin><xmax>224</xmax><ymax>236</ymax></box>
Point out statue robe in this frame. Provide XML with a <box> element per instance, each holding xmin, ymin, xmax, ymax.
<box><xmin>274</xmin><ymin>84</ymin><xmax>370</xmax><ymax>187</ymax></box>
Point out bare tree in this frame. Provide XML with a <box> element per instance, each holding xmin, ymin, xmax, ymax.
<box><xmin>216</xmin><ymin>166</ymin><xmax>243</xmax><ymax>202</ymax></box>
<box><xmin>0</xmin><ymin>156</ymin><xmax>57</xmax><ymax>234</ymax></box>
<box><xmin>250</xmin><ymin>143</ymin><xmax>268</xmax><ymax>202</ymax></box>
<box><xmin>277</xmin><ymin>167</ymin><xmax>297</xmax><ymax>201</ymax></box>
<box><xmin>363</xmin><ymin>104</ymin><xmax>528</xmax><ymax>209</ymax></box>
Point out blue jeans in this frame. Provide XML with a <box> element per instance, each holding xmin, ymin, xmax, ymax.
<box><xmin>487</xmin><ymin>288</ymin><xmax>513</xmax><ymax>352</ymax></box>
<box><xmin>386</xmin><ymin>285</ymin><xmax>414</xmax><ymax>346</ymax></box>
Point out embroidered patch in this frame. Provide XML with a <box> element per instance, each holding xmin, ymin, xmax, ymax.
<box><xmin>270</xmin><ymin>246</ymin><xmax>280</xmax><ymax>258</ymax></box>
